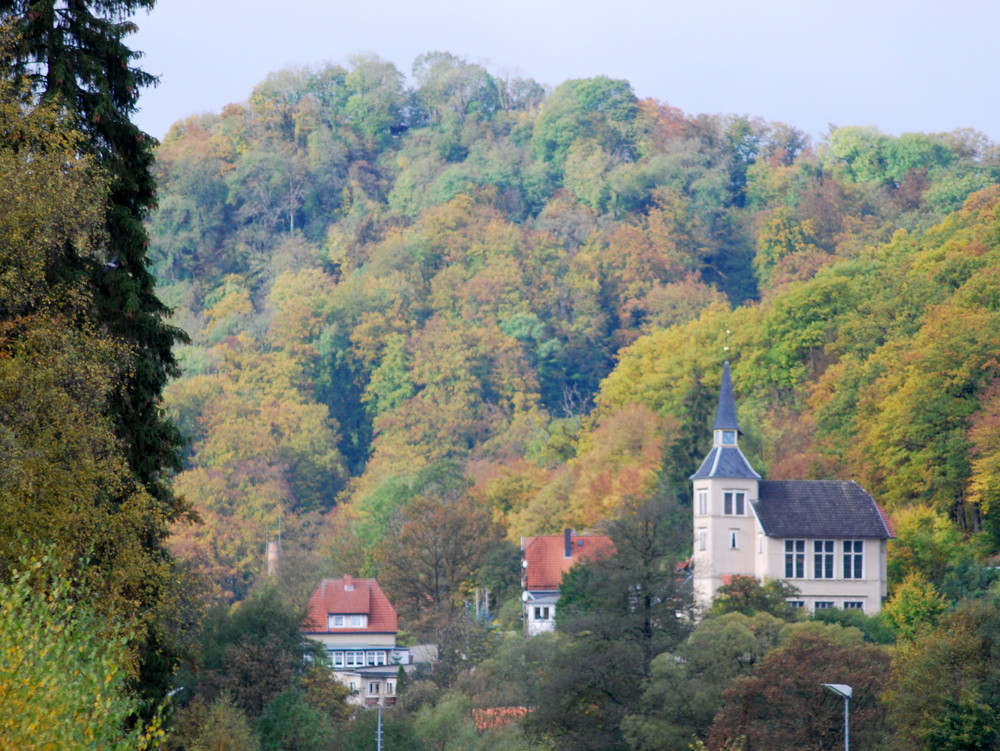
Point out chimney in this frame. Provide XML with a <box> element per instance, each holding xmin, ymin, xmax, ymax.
<box><xmin>564</xmin><ymin>528</ymin><xmax>572</xmax><ymax>558</ymax></box>
<box><xmin>344</xmin><ymin>574</ymin><xmax>354</xmax><ymax>591</ymax></box>
<box><xmin>265</xmin><ymin>540</ymin><xmax>280</xmax><ymax>576</ymax></box>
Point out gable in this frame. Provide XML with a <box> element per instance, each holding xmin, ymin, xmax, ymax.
<box><xmin>303</xmin><ymin>577</ymin><xmax>398</xmax><ymax>633</ymax></box>
<box><xmin>753</xmin><ymin>480</ymin><xmax>894</xmax><ymax>539</ymax></box>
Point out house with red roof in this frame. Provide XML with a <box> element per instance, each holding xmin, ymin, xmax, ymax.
<box><xmin>520</xmin><ymin>529</ymin><xmax>614</xmax><ymax>635</ymax></box>
<box><xmin>692</xmin><ymin>362</ymin><xmax>895</xmax><ymax>615</ymax></box>
<box><xmin>301</xmin><ymin>576</ymin><xmax>409</xmax><ymax>706</ymax></box>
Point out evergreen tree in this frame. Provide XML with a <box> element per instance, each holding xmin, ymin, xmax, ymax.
<box><xmin>0</xmin><ymin>0</ymin><xmax>189</xmax><ymax>702</ymax></box>
<box><xmin>0</xmin><ymin>0</ymin><xmax>188</xmax><ymax>510</ymax></box>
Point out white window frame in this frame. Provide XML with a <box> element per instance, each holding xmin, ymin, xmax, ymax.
<box><xmin>723</xmin><ymin>490</ymin><xmax>746</xmax><ymax>516</ymax></box>
<box><xmin>533</xmin><ymin>605</ymin><xmax>551</xmax><ymax>621</ymax></box>
<box><xmin>785</xmin><ymin>539</ymin><xmax>805</xmax><ymax>578</ymax></box>
<box><xmin>843</xmin><ymin>601</ymin><xmax>864</xmax><ymax>611</ymax></box>
<box><xmin>328</xmin><ymin>614</ymin><xmax>346</xmax><ymax>628</ymax></box>
<box><xmin>697</xmin><ymin>488</ymin><xmax>708</xmax><ymax>516</ymax></box>
<box><xmin>331</xmin><ymin>651</ymin><xmax>344</xmax><ymax>668</ymax></box>
<box><xmin>843</xmin><ymin>540</ymin><xmax>864</xmax><ymax>579</ymax></box>
<box><xmin>368</xmin><ymin>681</ymin><xmax>381</xmax><ymax>695</ymax></box>
<box><xmin>814</xmin><ymin>601</ymin><xmax>835</xmax><ymax>611</ymax></box>
<box><xmin>814</xmin><ymin>540</ymin><xmax>834</xmax><ymax>579</ymax></box>
<box><xmin>729</xmin><ymin>529</ymin><xmax>739</xmax><ymax>549</ymax></box>
<box><xmin>351</xmin><ymin>614</ymin><xmax>368</xmax><ymax>627</ymax></box>
<box><xmin>788</xmin><ymin>600</ymin><xmax>805</xmax><ymax>609</ymax></box>
<box><xmin>698</xmin><ymin>528</ymin><xmax>707</xmax><ymax>551</ymax></box>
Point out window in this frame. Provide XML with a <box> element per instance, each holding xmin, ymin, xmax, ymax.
<box><xmin>814</xmin><ymin>601</ymin><xmax>834</xmax><ymax>610</ymax></box>
<box><xmin>697</xmin><ymin>489</ymin><xmax>708</xmax><ymax>516</ymax></box>
<box><xmin>814</xmin><ymin>540</ymin><xmax>834</xmax><ymax>578</ymax></box>
<box><xmin>844</xmin><ymin>540</ymin><xmax>864</xmax><ymax>579</ymax></box>
<box><xmin>722</xmin><ymin>430</ymin><xmax>736</xmax><ymax>445</ymax></box>
<box><xmin>788</xmin><ymin>600</ymin><xmax>805</xmax><ymax>609</ymax></box>
<box><xmin>758</xmin><ymin>534</ymin><xmax>764</xmax><ymax>554</ymax></box>
<box><xmin>785</xmin><ymin>540</ymin><xmax>805</xmax><ymax>578</ymax></box>
<box><xmin>698</xmin><ymin>529</ymin><xmax>707</xmax><ymax>551</ymax></box>
<box><xmin>533</xmin><ymin>606</ymin><xmax>551</xmax><ymax>621</ymax></box>
<box><xmin>345</xmin><ymin>651</ymin><xmax>366</xmax><ymax>667</ymax></box>
<box><xmin>367</xmin><ymin>651</ymin><xmax>386</xmax><ymax>666</ymax></box>
<box><xmin>331</xmin><ymin>651</ymin><xmax>344</xmax><ymax>668</ymax></box>
<box><xmin>843</xmin><ymin>601</ymin><xmax>864</xmax><ymax>611</ymax></box>
<box><xmin>723</xmin><ymin>491</ymin><xmax>746</xmax><ymax>516</ymax></box>
<box><xmin>729</xmin><ymin>529</ymin><xmax>739</xmax><ymax>549</ymax></box>
<box><xmin>368</xmin><ymin>682</ymin><xmax>380</xmax><ymax>695</ymax></box>
<box><xmin>386</xmin><ymin>681</ymin><xmax>395</xmax><ymax>696</ymax></box>
<box><xmin>328</xmin><ymin>613</ymin><xmax>367</xmax><ymax>628</ymax></box>
<box><xmin>349</xmin><ymin>681</ymin><xmax>357</xmax><ymax>693</ymax></box>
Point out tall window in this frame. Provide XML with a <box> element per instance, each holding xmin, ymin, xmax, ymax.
<box><xmin>729</xmin><ymin>529</ymin><xmax>739</xmax><ymax>549</ymax></box>
<box><xmin>785</xmin><ymin>539</ymin><xmax>805</xmax><ymax>578</ymax></box>
<box><xmin>844</xmin><ymin>540</ymin><xmax>864</xmax><ymax>579</ymax></box>
<box><xmin>723</xmin><ymin>490</ymin><xmax>746</xmax><ymax>516</ymax></box>
<box><xmin>814</xmin><ymin>540</ymin><xmax>834</xmax><ymax>578</ymax></box>
<box><xmin>697</xmin><ymin>489</ymin><xmax>708</xmax><ymax>516</ymax></box>
<box><xmin>698</xmin><ymin>529</ymin><xmax>707</xmax><ymax>551</ymax></box>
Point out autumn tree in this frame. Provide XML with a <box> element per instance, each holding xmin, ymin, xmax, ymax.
<box><xmin>373</xmin><ymin>487</ymin><xmax>499</xmax><ymax>632</ymax></box>
<box><xmin>707</xmin><ymin>629</ymin><xmax>890</xmax><ymax>751</ymax></box>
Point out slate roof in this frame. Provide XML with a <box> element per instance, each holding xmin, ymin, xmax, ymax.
<box><xmin>752</xmin><ymin>481</ymin><xmax>895</xmax><ymax>539</ymax></box>
<box><xmin>521</xmin><ymin>533</ymin><xmax>615</xmax><ymax>591</ymax></box>
<box><xmin>690</xmin><ymin>446</ymin><xmax>762</xmax><ymax>480</ymax></box>
<box><xmin>302</xmin><ymin>576</ymin><xmax>398</xmax><ymax>633</ymax></box>
<box><xmin>712</xmin><ymin>360</ymin><xmax>739</xmax><ymax>431</ymax></box>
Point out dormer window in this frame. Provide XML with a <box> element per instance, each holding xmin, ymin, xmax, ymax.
<box><xmin>327</xmin><ymin>613</ymin><xmax>368</xmax><ymax>629</ymax></box>
<box><xmin>722</xmin><ymin>430</ymin><xmax>736</xmax><ymax>445</ymax></box>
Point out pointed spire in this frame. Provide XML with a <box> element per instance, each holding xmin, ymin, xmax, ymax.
<box><xmin>712</xmin><ymin>360</ymin><xmax>739</xmax><ymax>431</ymax></box>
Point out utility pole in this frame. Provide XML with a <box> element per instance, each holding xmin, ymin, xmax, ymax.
<box><xmin>376</xmin><ymin>705</ymin><xmax>383</xmax><ymax>751</ymax></box>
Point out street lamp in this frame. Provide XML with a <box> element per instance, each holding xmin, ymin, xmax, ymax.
<box><xmin>821</xmin><ymin>683</ymin><xmax>852</xmax><ymax>751</ymax></box>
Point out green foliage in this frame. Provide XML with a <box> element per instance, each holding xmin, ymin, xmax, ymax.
<box><xmin>886</xmin><ymin>596</ymin><xmax>1000</xmax><ymax>750</ymax></box>
<box><xmin>708</xmin><ymin>576</ymin><xmax>803</xmax><ymax>620</ymax></box>
<box><xmin>881</xmin><ymin>573</ymin><xmax>947</xmax><ymax>640</ymax></box>
<box><xmin>0</xmin><ymin>557</ymin><xmax>162</xmax><ymax>750</ymax></box>
<box><xmin>191</xmin><ymin>693</ymin><xmax>259</xmax><ymax>751</ymax></box>
<box><xmin>256</xmin><ymin>688</ymin><xmax>336</xmax><ymax>751</ymax></box>
<box><xmin>624</xmin><ymin>612</ymin><xmax>784</xmax><ymax>750</ymax></box>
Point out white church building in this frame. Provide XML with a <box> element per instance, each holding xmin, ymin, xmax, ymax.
<box><xmin>692</xmin><ymin>361</ymin><xmax>895</xmax><ymax>615</ymax></box>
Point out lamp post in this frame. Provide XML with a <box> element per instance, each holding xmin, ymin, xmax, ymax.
<box><xmin>821</xmin><ymin>683</ymin><xmax>852</xmax><ymax>751</ymax></box>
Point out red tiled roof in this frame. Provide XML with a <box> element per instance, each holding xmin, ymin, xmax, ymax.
<box><xmin>521</xmin><ymin>533</ymin><xmax>614</xmax><ymax>591</ymax></box>
<box><xmin>473</xmin><ymin>707</ymin><xmax>532</xmax><ymax>732</ymax></box>
<box><xmin>302</xmin><ymin>576</ymin><xmax>398</xmax><ymax>633</ymax></box>
<box><xmin>876</xmin><ymin>504</ymin><xmax>897</xmax><ymax>539</ymax></box>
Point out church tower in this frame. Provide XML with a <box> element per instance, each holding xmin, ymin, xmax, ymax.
<box><xmin>690</xmin><ymin>360</ymin><xmax>760</xmax><ymax>612</ymax></box>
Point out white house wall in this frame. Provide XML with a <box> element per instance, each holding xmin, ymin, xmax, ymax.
<box><xmin>692</xmin><ymin>479</ymin><xmax>758</xmax><ymax>612</ymax></box>
<box><xmin>756</xmin><ymin>536</ymin><xmax>887</xmax><ymax>614</ymax></box>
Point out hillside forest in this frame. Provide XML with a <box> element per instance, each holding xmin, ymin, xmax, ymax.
<box><xmin>7</xmin><ymin>3</ymin><xmax>1000</xmax><ymax>747</ymax></box>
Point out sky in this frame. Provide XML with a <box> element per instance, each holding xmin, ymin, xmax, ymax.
<box><xmin>131</xmin><ymin>0</ymin><xmax>1000</xmax><ymax>145</ymax></box>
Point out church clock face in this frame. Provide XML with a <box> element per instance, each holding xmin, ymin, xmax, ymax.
<box><xmin>722</xmin><ymin>430</ymin><xmax>736</xmax><ymax>445</ymax></box>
